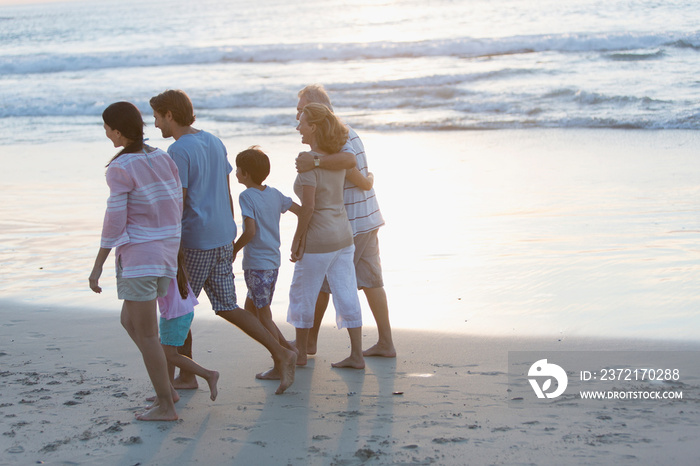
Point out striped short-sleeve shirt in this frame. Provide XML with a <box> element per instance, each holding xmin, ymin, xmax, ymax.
<box><xmin>342</xmin><ymin>127</ymin><xmax>385</xmax><ymax>236</ymax></box>
<box><xmin>101</xmin><ymin>148</ymin><xmax>183</xmax><ymax>279</ymax></box>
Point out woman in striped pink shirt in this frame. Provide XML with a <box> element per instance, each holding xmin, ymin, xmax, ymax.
<box><xmin>89</xmin><ymin>102</ymin><xmax>183</xmax><ymax>422</ymax></box>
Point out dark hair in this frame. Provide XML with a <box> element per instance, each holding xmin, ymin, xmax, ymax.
<box><xmin>235</xmin><ymin>146</ymin><xmax>270</xmax><ymax>185</ymax></box>
<box><xmin>149</xmin><ymin>89</ymin><xmax>196</xmax><ymax>126</ymax></box>
<box><xmin>102</xmin><ymin>101</ymin><xmax>145</xmax><ymax>164</ymax></box>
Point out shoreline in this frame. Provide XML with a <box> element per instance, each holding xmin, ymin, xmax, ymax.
<box><xmin>1</xmin><ymin>128</ymin><xmax>699</xmax><ymax>341</ymax></box>
<box><xmin>3</xmin><ymin>297</ymin><xmax>700</xmax><ymax>347</ymax></box>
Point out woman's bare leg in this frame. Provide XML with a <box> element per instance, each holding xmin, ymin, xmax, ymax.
<box><xmin>121</xmin><ymin>299</ymin><xmax>177</xmax><ymax>421</ymax></box>
<box><xmin>331</xmin><ymin>327</ymin><xmax>365</xmax><ymax>369</ymax></box>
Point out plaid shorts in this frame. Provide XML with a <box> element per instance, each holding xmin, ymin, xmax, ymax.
<box><xmin>244</xmin><ymin>269</ymin><xmax>279</xmax><ymax>309</ymax></box>
<box><xmin>182</xmin><ymin>244</ymin><xmax>239</xmax><ymax>313</ymax></box>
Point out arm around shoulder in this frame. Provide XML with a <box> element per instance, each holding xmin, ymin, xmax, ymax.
<box><xmin>296</xmin><ymin>151</ymin><xmax>356</xmax><ymax>173</ymax></box>
<box><xmin>345</xmin><ymin>168</ymin><xmax>374</xmax><ymax>190</ymax></box>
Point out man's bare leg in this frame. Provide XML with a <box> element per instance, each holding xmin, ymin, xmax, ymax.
<box><xmin>173</xmin><ymin>329</ymin><xmax>198</xmax><ymax>389</ymax></box>
<box><xmin>331</xmin><ymin>327</ymin><xmax>365</xmax><ymax>369</ymax></box>
<box><xmin>307</xmin><ymin>291</ymin><xmax>330</xmax><ymax>355</ymax></box>
<box><xmin>217</xmin><ymin>308</ymin><xmax>296</xmax><ymax>394</ymax></box>
<box><xmin>361</xmin><ymin>287</ymin><xmax>396</xmax><ymax>358</ymax></box>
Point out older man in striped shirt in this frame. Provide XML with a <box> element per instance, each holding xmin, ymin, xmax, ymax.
<box><xmin>295</xmin><ymin>84</ymin><xmax>396</xmax><ymax>359</ymax></box>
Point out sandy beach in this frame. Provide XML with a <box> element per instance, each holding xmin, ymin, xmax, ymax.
<box><xmin>1</xmin><ymin>302</ymin><xmax>699</xmax><ymax>465</ymax></box>
<box><xmin>2</xmin><ymin>129</ymin><xmax>700</xmax><ymax>465</ymax></box>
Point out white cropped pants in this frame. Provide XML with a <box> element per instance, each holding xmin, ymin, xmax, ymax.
<box><xmin>287</xmin><ymin>245</ymin><xmax>362</xmax><ymax>329</ymax></box>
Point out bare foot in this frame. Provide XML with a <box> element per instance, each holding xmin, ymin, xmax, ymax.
<box><xmin>280</xmin><ymin>339</ymin><xmax>299</xmax><ymax>355</ymax></box>
<box><xmin>275</xmin><ymin>350</ymin><xmax>297</xmax><ymax>395</ymax></box>
<box><xmin>206</xmin><ymin>371</ymin><xmax>219</xmax><ymax>401</ymax></box>
<box><xmin>135</xmin><ymin>404</ymin><xmax>178</xmax><ymax>422</ymax></box>
<box><xmin>146</xmin><ymin>386</ymin><xmax>179</xmax><ymax>406</ymax></box>
<box><xmin>306</xmin><ymin>340</ymin><xmax>317</xmax><ymax>356</ymax></box>
<box><xmin>296</xmin><ymin>353</ymin><xmax>308</xmax><ymax>366</ymax></box>
<box><xmin>331</xmin><ymin>355</ymin><xmax>365</xmax><ymax>369</ymax></box>
<box><xmin>256</xmin><ymin>368</ymin><xmax>280</xmax><ymax>380</ymax></box>
<box><xmin>172</xmin><ymin>375</ymin><xmax>198</xmax><ymax>390</ymax></box>
<box><xmin>362</xmin><ymin>343</ymin><xmax>397</xmax><ymax>358</ymax></box>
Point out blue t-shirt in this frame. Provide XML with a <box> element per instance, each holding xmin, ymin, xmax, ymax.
<box><xmin>239</xmin><ymin>186</ymin><xmax>293</xmax><ymax>270</ymax></box>
<box><xmin>168</xmin><ymin>131</ymin><xmax>237</xmax><ymax>250</ymax></box>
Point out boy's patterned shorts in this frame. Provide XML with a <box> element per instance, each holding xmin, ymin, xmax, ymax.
<box><xmin>244</xmin><ymin>269</ymin><xmax>279</xmax><ymax>309</ymax></box>
<box><xmin>182</xmin><ymin>244</ymin><xmax>239</xmax><ymax>313</ymax></box>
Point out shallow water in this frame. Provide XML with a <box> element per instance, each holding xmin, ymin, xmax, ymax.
<box><xmin>2</xmin><ymin>129</ymin><xmax>698</xmax><ymax>341</ymax></box>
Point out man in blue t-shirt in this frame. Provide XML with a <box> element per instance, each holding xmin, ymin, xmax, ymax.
<box><xmin>150</xmin><ymin>90</ymin><xmax>296</xmax><ymax>395</ymax></box>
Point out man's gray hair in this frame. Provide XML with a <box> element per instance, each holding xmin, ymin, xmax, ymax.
<box><xmin>298</xmin><ymin>84</ymin><xmax>334</xmax><ymax>112</ymax></box>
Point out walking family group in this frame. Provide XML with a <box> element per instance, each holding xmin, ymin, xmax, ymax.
<box><xmin>88</xmin><ymin>84</ymin><xmax>396</xmax><ymax>421</ymax></box>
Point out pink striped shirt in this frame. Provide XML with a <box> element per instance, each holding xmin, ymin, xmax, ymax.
<box><xmin>101</xmin><ymin>148</ymin><xmax>183</xmax><ymax>279</ymax></box>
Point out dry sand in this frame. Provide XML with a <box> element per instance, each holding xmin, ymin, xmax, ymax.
<box><xmin>1</xmin><ymin>301</ymin><xmax>698</xmax><ymax>465</ymax></box>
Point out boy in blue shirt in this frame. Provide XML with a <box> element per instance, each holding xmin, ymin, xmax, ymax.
<box><xmin>233</xmin><ymin>147</ymin><xmax>301</xmax><ymax>379</ymax></box>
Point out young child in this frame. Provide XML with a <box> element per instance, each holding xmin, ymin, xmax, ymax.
<box><xmin>156</xmin><ymin>249</ymin><xmax>220</xmax><ymax>402</ymax></box>
<box><xmin>233</xmin><ymin>146</ymin><xmax>301</xmax><ymax>379</ymax></box>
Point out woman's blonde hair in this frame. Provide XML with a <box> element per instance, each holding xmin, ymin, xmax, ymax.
<box><xmin>302</xmin><ymin>102</ymin><xmax>348</xmax><ymax>154</ymax></box>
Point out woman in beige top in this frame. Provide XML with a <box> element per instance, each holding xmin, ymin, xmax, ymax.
<box><xmin>287</xmin><ymin>102</ymin><xmax>364</xmax><ymax>369</ymax></box>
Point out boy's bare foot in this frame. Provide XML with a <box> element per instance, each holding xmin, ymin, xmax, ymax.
<box><xmin>296</xmin><ymin>353</ymin><xmax>308</xmax><ymax>366</ymax></box>
<box><xmin>256</xmin><ymin>368</ymin><xmax>280</xmax><ymax>380</ymax></box>
<box><xmin>135</xmin><ymin>404</ymin><xmax>178</xmax><ymax>422</ymax></box>
<box><xmin>275</xmin><ymin>350</ymin><xmax>297</xmax><ymax>395</ymax></box>
<box><xmin>172</xmin><ymin>375</ymin><xmax>198</xmax><ymax>390</ymax></box>
<box><xmin>362</xmin><ymin>343</ymin><xmax>396</xmax><ymax>358</ymax></box>
<box><xmin>206</xmin><ymin>371</ymin><xmax>219</xmax><ymax>401</ymax></box>
<box><xmin>331</xmin><ymin>355</ymin><xmax>365</xmax><ymax>369</ymax></box>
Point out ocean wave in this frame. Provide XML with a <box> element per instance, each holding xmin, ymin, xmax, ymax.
<box><xmin>605</xmin><ymin>50</ymin><xmax>667</xmax><ymax>61</ymax></box>
<box><xmin>1</xmin><ymin>108</ymin><xmax>697</xmax><ymax>146</ymax></box>
<box><xmin>538</xmin><ymin>89</ymin><xmax>670</xmax><ymax>107</ymax></box>
<box><xmin>0</xmin><ymin>81</ymin><xmax>689</xmax><ymax>132</ymax></box>
<box><xmin>668</xmin><ymin>39</ymin><xmax>700</xmax><ymax>51</ymax></box>
<box><xmin>1</xmin><ymin>31</ymin><xmax>698</xmax><ymax>75</ymax></box>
